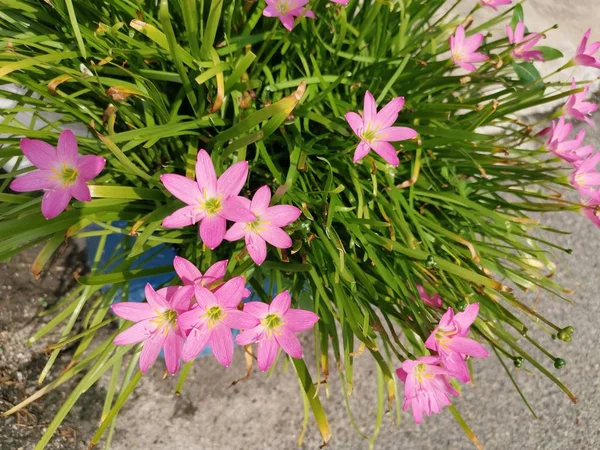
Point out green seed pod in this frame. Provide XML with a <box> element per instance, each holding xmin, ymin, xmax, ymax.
<box><xmin>513</xmin><ymin>356</ymin><xmax>524</xmax><ymax>368</ymax></box>
<box><xmin>455</xmin><ymin>300</ymin><xmax>468</xmax><ymax>312</ymax></box>
<box><xmin>425</xmin><ymin>255</ymin><xmax>437</xmax><ymax>269</ymax></box>
<box><xmin>557</xmin><ymin>330</ymin><xmax>569</xmax><ymax>341</ymax></box>
<box><xmin>564</xmin><ymin>326</ymin><xmax>574</xmax><ymax>334</ymax></box>
<box><xmin>554</xmin><ymin>358</ymin><xmax>566</xmax><ymax>369</ymax></box>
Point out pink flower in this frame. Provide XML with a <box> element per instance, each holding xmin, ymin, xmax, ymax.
<box><xmin>545</xmin><ymin>117</ymin><xmax>593</xmax><ymax>166</ymax></box>
<box><xmin>506</xmin><ymin>21</ymin><xmax>544</xmax><ymax>62</ymax></box>
<box><xmin>564</xmin><ymin>79</ymin><xmax>598</xmax><ymax>127</ymax></box>
<box><xmin>173</xmin><ymin>256</ymin><xmax>251</xmax><ymax>298</ymax></box>
<box><xmin>396</xmin><ymin>356</ymin><xmax>460</xmax><ymax>424</ymax></box>
<box><xmin>224</xmin><ymin>185</ymin><xmax>301</xmax><ymax>265</ymax></box>
<box><xmin>235</xmin><ymin>290</ymin><xmax>319</xmax><ymax>371</ymax></box>
<box><xmin>161</xmin><ymin>150</ymin><xmax>256</xmax><ymax>249</ymax></box>
<box><xmin>263</xmin><ymin>0</ymin><xmax>315</xmax><ymax>32</ymax></box>
<box><xmin>479</xmin><ymin>0</ymin><xmax>512</xmax><ymax>10</ymax></box>
<box><xmin>344</xmin><ymin>91</ymin><xmax>417</xmax><ymax>166</ymax></box>
<box><xmin>112</xmin><ymin>284</ymin><xmax>195</xmax><ymax>374</ymax></box>
<box><xmin>582</xmin><ymin>199</ymin><xmax>600</xmax><ymax>228</ymax></box>
<box><xmin>424</xmin><ymin>303</ymin><xmax>488</xmax><ymax>383</ymax></box>
<box><xmin>416</xmin><ymin>284</ymin><xmax>442</xmax><ymax>308</ymax></box>
<box><xmin>177</xmin><ymin>278</ymin><xmax>259</xmax><ymax>366</ymax></box>
<box><xmin>450</xmin><ymin>25</ymin><xmax>489</xmax><ymax>72</ymax></box>
<box><xmin>574</xmin><ymin>29</ymin><xmax>600</xmax><ymax>68</ymax></box>
<box><xmin>9</xmin><ymin>130</ymin><xmax>105</xmax><ymax>219</ymax></box>
<box><xmin>570</xmin><ymin>152</ymin><xmax>600</xmax><ymax>200</ymax></box>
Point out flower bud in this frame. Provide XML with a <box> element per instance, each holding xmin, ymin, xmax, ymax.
<box><xmin>513</xmin><ymin>356</ymin><xmax>524</xmax><ymax>368</ymax></box>
<box><xmin>554</xmin><ymin>358</ymin><xmax>566</xmax><ymax>369</ymax></box>
<box><xmin>456</xmin><ymin>300</ymin><xmax>468</xmax><ymax>312</ymax></box>
<box><xmin>425</xmin><ymin>255</ymin><xmax>437</xmax><ymax>269</ymax></box>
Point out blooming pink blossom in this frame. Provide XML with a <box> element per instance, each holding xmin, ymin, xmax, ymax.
<box><xmin>262</xmin><ymin>0</ymin><xmax>315</xmax><ymax>32</ymax></box>
<box><xmin>424</xmin><ymin>303</ymin><xmax>488</xmax><ymax>382</ymax></box>
<box><xmin>173</xmin><ymin>256</ymin><xmax>251</xmax><ymax>298</ymax></box>
<box><xmin>396</xmin><ymin>356</ymin><xmax>460</xmax><ymax>424</ymax></box>
<box><xmin>450</xmin><ymin>25</ymin><xmax>489</xmax><ymax>73</ymax></box>
<box><xmin>177</xmin><ymin>278</ymin><xmax>259</xmax><ymax>366</ymax></box>
<box><xmin>161</xmin><ymin>150</ymin><xmax>256</xmax><ymax>249</ymax></box>
<box><xmin>112</xmin><ymin>284</ymin><xmax>195</xmax><ymax>374</ymax></box>
<box><xmin>479</xmin><ymin>0</ymin><xmax>512</xmax><ymax>10</ymax></box>
<box><xmin>574</xmin><ymin>29</ymin><xmax>600</xmax><ymax>68</ymax></box>
<box><xmin>506</xmin><ymin>21</ymin><xmax>544</xmax><ymax>62</ymax></box>
<box><xmin>9</xmin><ymin>130</ymin><xmax>105</xmax><ymax>219</ymax></box>
<box><xmin>416</xmin><ymin>284</ymin><xmax>442</xmax><ymax>308</ymax></box>
<box><xmin>224</xmin><ymin>185</ymin><xmax>301</xmax><ymax>265</ymax></box>
<box><xmin>570</xmin><ymin>152</ymin><xmax>600</xmax><ymax>200</ymax></box>
<box><xmin>344</xmin><ymin>91</ymin><xmax>417</xmax><ymax>166</ymax></box>
<box><xmin>545</xmin><ymin>117</ymin><xmax>593</xmax><ymax>166</ymax></box>
<box><xmin>564</xmin><ymin>79</ymin><xmax>598</xmax><ymax>127</ymax></box>
<box><xmin>582</xmin><ymin>199</ymin><xmax>600</xmax><ymax>228</ymax></box>
<box><xmin>235</xmin><ymin>290</ymin><xmax>319</xmax><ymax>371</ymax></box>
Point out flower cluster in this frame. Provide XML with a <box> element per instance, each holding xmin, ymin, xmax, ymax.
<box><xmin>397</xmin><ymin>292</ymin><xmax>488</xmax><ymax>423</ymax></box>
<box><xmin>111</xmin><ymin>256</ymin><xmax>318</xmax><ymax>374</ymax></box>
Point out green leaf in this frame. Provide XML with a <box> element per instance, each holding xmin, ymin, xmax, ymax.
<box><xmin>536</xmin><ymin>46</ymin><xmax>564</xmax><ymax>61</ymax></box>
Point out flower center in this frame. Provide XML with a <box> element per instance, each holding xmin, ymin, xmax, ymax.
<box><xmin>453</xmin><ymin>49</ymin><xmax>466</xmax><ymax>62</ymax></box>
<box><xmin>199</xmin><ymin>195</ymin><xmax>222</xmax><ymax>216</ymax></box>
<box><xmin>204</xmin><ymin>305</ymin><xmax>224</xmax><ymax>329</ymax></box>
<box><xmin>261</xmin><ymin>313</ymin><xmax>283</xmax><ymax>336</ymax></box>
<box><xmin>414</xmin><ymin>363</ymin><xmax>432</xmax><ymax>383</ymax></box>
<box><xmin>361</xmin><ymin>127</ymin><xmax>377</xmax><ymax>142</ymax></box>
<box><xmin>245</xmin><ymin>218</ymin><xmax>267</xmax><ymax>233</ymax></box>
<box><xmin>151</xmin><ymin>308</ymin><xmax>178</xmax><ymax>333</ymax></box>
<box><xmin>276</xmin><ymin>0</ymin><xmax>290</xmax><ymax>14</ymax></box>
<box><xmin>51</xmin><ymin>164</ymin><xmax>79</xmax><ymax>187</ymax></box>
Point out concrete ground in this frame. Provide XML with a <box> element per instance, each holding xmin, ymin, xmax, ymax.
<box><xmin>2</xmin><ymin>1</ymin><xmax>600</xmax><ymax>450</ymax></box>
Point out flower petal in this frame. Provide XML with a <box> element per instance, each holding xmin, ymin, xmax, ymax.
<box><xmin>217</xmin><ymin>160</ymin><xmax>249</xmax><ymax>198</ymax></box>
<box><xmin>353</xmin><ymin>141</ymin><xmax>371</xmax><ymax>163</ymax></box>
<box><xmin>243</xmin><ymin>301</ymin><xmax>270</xmax><ymax>319</ymax></box>
<box><xmin>169</xmin><ymin>285</ymin><xmax>195</xmax><ymax>312</ymax></box>
<box><xmin>257</xmin><ymin>336</ymin><xmax>279</xmax><ymax>371</ymax></box>
<box><xmin>163</xmin><ymin>331</ymin><xmax>183</xmax><ymax>374</ymax></box>
<box><xmin>10</xmin><ymin>170</ymin><xmax>56</xmax><ymax>192</ymax></box>
<box><xmin>363</xmin><ymin>91</ymin><xmax>377</xmax><ymax>125</ymax></box>
<box><xmin>56</xmin><ymin>129</ymin><xmax>79</xmax><ymax>165</ymax></box>
<box><xmin>263</xmin><ymin>5</ymin><xmax>279</xmax><ymax>17</ymax></box>
<box><xmin>251</xmin><ymin>185</ymin><xmax>271</xmax><ymax>215</ymax></box>
<box><xmin>284</xmin><ymin>309</ymin><xmax>319</xmax><ymax>332</ymax></box>
<box><xmin>455</xmin><ymin>302</ymin><xmax>479</xmax><ymax>331</ymax></box>
<box><xmin>370</xmin><ymin>140</ymin><xmax>399</xmax><ymax>166</ymax></box>
<box><xmin>111</xmin><ymin>302</ymin><xmax>156</xmax><ymax>322</ymax></box>
<box><xmin>345</xmin><ymin>111</ymin><xmax>364</xmax><ymax>136</ymax></box>
<box><xmin>173</xmin><ymin>256</ymin><xmax>203</xmax><ymax>285</ymax></box>
<box><xmin>260</xmin><ymin>225</ymin><xmax>292</xmax><ymax>248</ymax></box>
<box><xmin>160</xmin><ymin>173</ymin><xmax>201</xmax><ymax>205</ymax></box>
<box><xmin>373</xmin><ymin>97</ymin><xmax>405</xmax><ymax>129</ymax></box>
<box><xmin>145</xmin><ymin>283</ymin><xmax>169</xmax><ymax>310</ymax></box>
<box><xmin>220</xmin><ymin>195</ymin><xmax>256</xmax><ymax>222</ymax></box>
<box><xmin>182</xmin><ymin>327</ymin><xmax>211</xmax><ymax>361</ymax></box>
<box><xmin>163</xmin><ymin>206</ymin><xmax>204</xmax><ymax>228</ymax></box>
<box><xmin>446</xmin><ymin>337</ymin><xmax>488</xmax><ymax>358</ymax></box>
<box><xmin>41</xmin><ymin>189</ymin><xmax>71</xmax><ymax>219</ymax></box>
<box><xmin>20</xmin><ymin>138</ymin><xmax>57</xmax><ymax>169</ymax></box>
<box><xmin>200</xmin><ymin>214</ymin><xmax>227</xmax><ymax>249</ymax></box>
<box><xmin>214</xmin><ymin>276</ymin><xmax>247</xmax><ymax>308</ymax></box>
<box><xmin>113</xmin><ymin>320</ymin><xmax>155</xmax><ymax>345</ymax></box>
<box><xmin>222</xmin><ymin>310</ymin><xmax>260</xmax><ymax>329</ymax></box>
<box><xmin>203</xmin><ymin>260</ymin><xmax>228</xmax><ymax>285</ymax></box>
<box><xmin>77</xmin><ymin>155</ymin><xmax>106</xmax><ymax>180</ymax></box>
<box><xmin>195</xmin><ymin>150</ymin><xmax>218</xmax><ymax>197</ymax></box>
<box><xmin>270</xmin><ymin>290</ymin><xmax>291</xmax><ymax>315</ymax></box>
<box><xmin>245</xmin><ymin>232</ymin><xmax>267</xmax><ymax>265</ymax></box>
<box><xmin>194</xmin><ymin>285</ymin><xmax>218</xmax><ymax>309</ymax></box>
<box><xmin>280</xmin><ymin>15</ymin><xmax>295</xmax><ymax>31</ymax></box>
<box><xmin>275</xmin><ymin>327</ymin><xmax>303</xmax><ymax>358</ymax></box>
<box><xmin>208</xmin><ymin>323</ymin><xmax>234</xmax><ymax>367</ymax></box>
<box><xmin>177</xmin><ymin>308</ymin><xmax>202</xmax><ymax>332</ymax></box>
<box><xmin>376</xmin><ymin>126</ymin><xmax>417</xmax><ymax>142</ymax></box>
<box><xmin>139</xmin><ymin>331</ymin><xmax>167</xmax><ymax>373</ymax></box>
<box><xmin>262</xmin><ymin>205</ymin><xmax>301</xmax><ymax>227</ymax></box>
<box><xmin>69</xmin><ymin>179</ymin><xmax>91</xmax><ymax>202</ymax></box>
<box><xmin>224</xmin><ymin>221</ymin><xmax>247</xmax><ymax>242</ymax></box>
<box><xmin>235</xmin><ymin>325</ymin><xmax>265</xmax><ymax>346</ymax></box>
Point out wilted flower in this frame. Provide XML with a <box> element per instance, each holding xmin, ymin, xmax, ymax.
<box><xmin>450</xmin><ymin>25</ymin><xmax>489</xmax><ymax>72</ymax></box>
<box><xmin>345</xmin><ymin>91</ymin><xmax>417</xmax><ymax>166</ymax></box>
<box><xmin>574</xmin><ymin>29</ymin><xmax>600</xmax><ymax>68</ymax></box>
<box><xmin>112</xmin><ymin>284</ymin><xmax>195</xmax><ymax>374</ymax></box>
<box><xmin>396</xmin><ymin>356</ymin><xmax>460</xmax><ymax>424</ymax></box>
<box><xmin>10</xmin><ymin>130</ymin><xmax>105</xmax><ymax>219</ymax></box>
<box><xmin>235</xmin><ymin>290</ymin><xmax>319</xmax><ymax>371</ymax></box>
<box><xmin>224</xmin><ymin>185</ymin><xmax>301</xmax><ymax>265</ymax></box>
<box><xmin>416</xmin><ymin>284</ymin><xmax>443</xmax><ymax>308</ymax></box>
<box><xmin>545</xmin><ymin>117</ymin><xmax>593</xmax><ymax>166</ymax></box>
<box><xmin>262</xmin><ymin>0</ymin><xmax>315</xmax><ymax>32</ymax></box>
<box><xmin>177</xmin><ymin>278</ymin><xmax>259</xmax><ymax>366</ymax></box>
<box><xmin>564</xmin><ymin>79</ymin><xmax>598</xmax><ymax>127</ymax></box>
<box><xmin>161</xmin><ymin>150</ymin><xmax>256</xmax><ymax>249</ymax></box>
<box><xmin>479</xmin><ymin>0</ymin><xmax>512</xmax><ymax>10</ymax></box>
<box><xmin>506</xmin><ymin>21</ymin><xmax>544</xmax><ymax>62</ymax></box>
<box><xmin>425</xmin><ymin>303</ymin><xmax>488</xmax><ymax>382</ymax></box>
<box><xmin>570</xmin><ymin>152</ymin><xmax>600</xmax><ymax>200</ymax></box>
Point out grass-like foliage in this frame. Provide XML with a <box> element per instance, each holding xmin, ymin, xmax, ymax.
<box><xmin>0</xmin><ymin>0</ymin><xmax>590</xmax><ymax>448</ymax></box>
